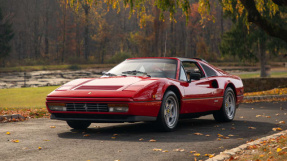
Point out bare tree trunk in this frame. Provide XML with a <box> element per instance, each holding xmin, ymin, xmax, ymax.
<box><xmin>61</xmin><ymin>0</ymin><xmax>67</xmax><ymax>63</ymax></box>
<box><xmin>258</xmin><ymin>39</ymin><xmax>267</xmax><ymax>77</ymax></box>
<box><xmin>153</xmin><ymin>7</ymin><xmax>160</xmax><ymax>57</ymax></box>
<box><xmin>83</xmin><ymin>4</ymin><xmax>90</xmax><ymax>60</ymax></box>
<box><xmin>185</xmin><ymin>25</ymin><xmax>191</xmax><ymax>57</ymax></box>
<box><xmin>44</xmin><ymin>0</ymin><xmax>49</xmax><ymax>57</ymax></box>
<box><xmin>170</xmin><ymin>21</ymin><xmax>176</xmax><ymax>56</ymax></box>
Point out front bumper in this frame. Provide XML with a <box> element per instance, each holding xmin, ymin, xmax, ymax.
<box><xmin>47</xmin><ymin>98</ymin><xmax>162</xmax><ymax>122</ymax></box>
<box><xmin>51</xmin><ymin>113</ymin><xmax>156</xmax><ymax>123</ymax></box>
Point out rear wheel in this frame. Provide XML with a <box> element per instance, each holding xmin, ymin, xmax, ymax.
<box><xmin>66</xmin><ymin>121</ymin><xmax>91</xmax><ymax>130</ymax></box>
<box><xmin>156</xmin><ymin>91</ymin><xmax>179</xmax><ymax>132</ymax></box>
<box><xmin>213</xmin><ymin>87</ymin><xmax>236</xmax><ymax>122</ymax></box>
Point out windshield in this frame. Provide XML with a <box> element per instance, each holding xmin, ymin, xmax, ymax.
<box><xmin>106</xmin><ymin>59</ymin><xmax>177</xmax><ymax>79</ymax></box>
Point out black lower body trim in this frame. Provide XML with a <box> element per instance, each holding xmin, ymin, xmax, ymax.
<box><xmin>51</xmin><ymin>113</ymin><xmax>156</xmax><ymax>123</ymax></box>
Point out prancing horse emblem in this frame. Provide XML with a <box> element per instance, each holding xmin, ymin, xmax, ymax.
<box><xmin>88</xmin><ymin>92</ymin><xmax>92</xmax><ymax>94</ymax></box>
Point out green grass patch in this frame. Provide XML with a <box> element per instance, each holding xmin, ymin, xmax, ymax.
<box><xmin>238</xmin><ymin>71</ymin><xmax>287</xmax><ymax>79</ymax></box>
<box><xmin>0</xmin><ymin>64</ymin><xmax>115</xmax><ymax>72</ymax></box>
<box><xmin>0</xmin><ymin>86</ymin><xmax>59</xmax><ymax>109</ymax></box>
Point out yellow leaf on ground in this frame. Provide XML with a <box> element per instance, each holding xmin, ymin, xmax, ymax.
<box><xmin>239</xmin><ymin>116</ymin><xmax>244</xmax><ymax>119</ymax></box>
<box><xmin>173</xmin><ymin>148</ymin><xmax>185</xmax><ymax>152</ymax></box>
<box><xmin>205</xmin><ymin>154</ymin><xmax>214</xmax><ymax>158</ymax></box>
<box><xmin>6</xmin><ymin>132</ymin><xmax>10</xmax><ymax>135</ymax></box>
<box><xmin>217</xmin><ymin>138</ymin><xmax>221</xmax><ymax>141</ymax></box>
<box><xmin>228</xmin><ymin>134</ymin><xmax>234</xmax><ymax>137</ymax></box>
<box><xmin>256</xmin><ymin>115</ymin><xmax>262</xmax><ymax>117</ymax></box>
<box><xmin>162</xmin><ymin>150</ymin><xmax>168</xmax><ymax>152</ymax></box>
<box><xmin>113</xmin><ymin>134</ymin><xmax>118</xmax><ymax>136</ymax></box>
<box><xmin>153</xmin><ymin>148</ymin><xmax>162</xmax><ymax>151</ymax></box>
<box><xmin>83</xmin><ymin>134</ymin><xmax>90</xmax><ymax>137</ymax></box>
<box><xmin>279</xmin><ymin>121</ymin><xmax>285</xmax><ymax>124</ymax></box>
<box><xmin>277</xmin><ymin>148</ymin><xmax>282</xmax><ymax>152</ymax></box>
<box><xmin>259</xmin><ymin>154</ymin><xmax>264</xmax><ymax>157</ymax></box>
<box><xmin>190</xmin><ymin>151</ymin><xmax>196</xmax><ymax>153</ymax></box>
<box><xmin>248</xmin><ymin>127</ymin><xmax>256</xmax><ymax>129</ymax></box>
<box><xmin>111</xmin><ymin>137</ymin><xmax>116</xmax><ymax>139</ymax></box>
<box><xmin>205</xmin><ymin>134</ymin><xmax>210</xmax><ymax>137</ymax></box>
<box><xmin>50</xmin><ymin>126</ymin><xmax>56</xmax><ymax>128</ymax></box>
<box><xmin>193</xmin><ymin>153</ymin><xmax>200</xmax><ymax>156</ymax></box>
<box><xmin>149</xmin><ymin>139</ymin><xmax>156</xmax><ymax>142</ymax></box>
<box><xmin>12</xmin><ymin>140</ymin><xmax>19</xmax><ymax>143</ymax></box>
<box><xmin>38</xmin><ymin>147</ymin><xmax>42</xmax><ymax>150</ymax></box>
<box><xmin>139</xmin><ymin>138</ymin><xmax>144</xmax><ymax>141</ymax></box>
<box><xmin>194</xmin><ymin>133</ymin><xmax>203</xmax><ymax>135</ymax></box>
<box><xmin>272</xmin><ymin>127</ymin><xmax>283</xmax><ymax>131</ymax></box>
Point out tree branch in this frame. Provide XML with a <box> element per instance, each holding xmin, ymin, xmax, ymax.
<box><xmin>239</xmin><ymin>0</ymin><xmax>287</xmax><ymax>43</ymax></box>
<box><xmin>272</xmin><ymin>0</ymin><xmax>287</xmax><ymax>6</ymax></box>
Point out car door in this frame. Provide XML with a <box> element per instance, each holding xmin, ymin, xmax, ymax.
<box><xmin>180</xmin><ymin>61</ymin><xmax>222</xmax><ymax>114</ymax></box>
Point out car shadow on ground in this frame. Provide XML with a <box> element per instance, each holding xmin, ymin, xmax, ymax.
<box><xmin>57</xmin><ymin>117</ymin><xmax>281</xmax><ymax>142</ymax></box>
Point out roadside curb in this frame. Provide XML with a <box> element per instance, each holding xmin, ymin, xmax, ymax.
<box><xmin>244</xmin><ymin>94</ymin><xmax>287</xmax><ymax>101</ymax></box>
<box><xmin>206</xmin><ymin>130</ymin><xmax>287</xmax><ymax>161</ymax></box>
<box><xmin>0</xmin><ymin>114</ymin><xmax>25</xmax><ymax>122</ymax></box>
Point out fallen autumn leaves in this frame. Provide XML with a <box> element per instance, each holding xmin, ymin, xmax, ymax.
<box><xmin>0</xmin><ymin>108</ymin><xmax>50</xmax><ymax>123</ymax></box>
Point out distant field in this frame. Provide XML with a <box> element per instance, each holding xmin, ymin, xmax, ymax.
<box><xmin>238</xmin><ymin>71</ymin><xmax>287</xmax><ymax>78</ymax></box>
<box><xmin>0</xmin><ymin>86</ymin><xmax>59</xmax><ymax>109</ymax></box>
<box><xmin>0</xmin><ymin>64</ymin><xmax>115</xmax><ymax>72</ymax></box>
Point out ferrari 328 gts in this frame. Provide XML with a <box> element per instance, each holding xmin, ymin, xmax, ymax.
<box><xmin>46</xmin><ymin>57</ymin><xmax>244</xmax><ymax>131</ymax></box>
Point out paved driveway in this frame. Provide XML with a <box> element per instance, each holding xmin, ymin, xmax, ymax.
<box><xmin>1</xmin><ymin>102</ymin><xmax>286</xmax><ymax>161</ymax></box>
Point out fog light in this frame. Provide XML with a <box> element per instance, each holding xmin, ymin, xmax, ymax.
<box><xmin>108</xmin><ymin>104</ymin><xmax>129</xmax><ymax>112</ymax></box>
<box><xmin>47</xmin><ymin>103</ymin><xmax>67</xmax><ymax>111</ymax></box>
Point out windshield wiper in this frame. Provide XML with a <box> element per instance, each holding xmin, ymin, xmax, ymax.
<box><xmin>103</xmin><ymin>72</ymin><xmax>117</xmax><ymax>77</ymax></box>
<box><xmin>122</xmin><ymin>70</ymin><xmax>150</xmax><ymax>77</ymax></box>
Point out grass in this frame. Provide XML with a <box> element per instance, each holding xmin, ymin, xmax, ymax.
<box><xmin>0</xmin><ymin>86</ymin><xmax>59</xmax><ymax>109</ymax></box>
<box><xmin>238</xmin><ymin>71</ymin><xmax>287</xmax><ymax>78</ymax></box>
<box><xmin>0</xmin><ymin>64</ymin><xmax>115</xmax><ymax>72</ymax></box>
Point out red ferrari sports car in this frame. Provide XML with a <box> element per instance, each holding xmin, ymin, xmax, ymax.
<box><xmin>46</xmin><ymin>57</ymin><xmax>244</xmax><ymax>131</ymax></box>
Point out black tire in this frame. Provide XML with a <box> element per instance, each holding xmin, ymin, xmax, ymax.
<box><xmin>66</xmin><ymin>121</ymin><xmax>91</xmax><ymax>130</ymax></box>
<box><xmin>156</xmin><ymin>91</ymin><xmax>179</xmax><ymax>132</ymax></box>
<box><xmin>213</xmin><ymin>87</ymin><xmax>236</xmax><ymax>122</ymax></box>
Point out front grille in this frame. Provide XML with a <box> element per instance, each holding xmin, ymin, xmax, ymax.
<box><xmin>66</xmin><ymin>103</ymin><xmax>108</xmax><ymax>112</ymax></box>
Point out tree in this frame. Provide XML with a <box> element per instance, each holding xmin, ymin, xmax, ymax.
<box><xmin>0</xmin><ymin>7</ymin><xmax>14</xmax><ymax>67</ymax></box>
<box><xmin>220</xmin><ymin>10</ymin><xmax>287</xmax><ymax>77</ymax></box>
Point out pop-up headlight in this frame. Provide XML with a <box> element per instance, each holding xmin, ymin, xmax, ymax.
<box><xmin>47</xmin><ymin>103</ymin><xmax>67</xmax><ymax>111</ymax></box>
<box><xmin>108</xmin><ymin>104</ymin><xmax>129</xmax><ymax>112</ymax></box>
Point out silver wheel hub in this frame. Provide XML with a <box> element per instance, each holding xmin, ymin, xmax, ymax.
<box><xmin>225</xmin><ymin>92</ymin><xmax>235</xmax><ymax>119</ymax></box>
<box><xmin>164</xmin><ymin>96</ymin><xmax>178</xmax><ymax>128</ymax></box>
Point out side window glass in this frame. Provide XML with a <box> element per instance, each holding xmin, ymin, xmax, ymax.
<box><xmin>182</xmin><ymin>62</ymin><xmax>205</xmax><ymax>79</ymax></box>
<box><xmin>200</xmin><ymin>63</ymin><xmax>218</xmax><ymax>77</ymax></box>
<box><xmin>179</xmin><ymin>66</ymin><xmax>187</xmax><ymax>81</ymax></box>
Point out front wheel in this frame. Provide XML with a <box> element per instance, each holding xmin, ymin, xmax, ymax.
<box><xmin>66</xmin><ymin>121</ymin><xmax>91</xmax><ymax>130</ymax></box>
<box><xmin>213</xmin><ymin>87</ymin><xmax>236</xmax><ymax>122</ymax></box>
<box><xmin>156</xmin><ymin>91</ymin><xmax>179</xmax><ymax>132</ymax></box>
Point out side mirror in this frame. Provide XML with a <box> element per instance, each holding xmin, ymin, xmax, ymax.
<box><xmin>189</xmin><ymin>73</ymin><xmax>201</xmax><ymax>82</ymax></box>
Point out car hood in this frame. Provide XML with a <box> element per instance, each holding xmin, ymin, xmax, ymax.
<box><xmin>47</xmin><ymin>76</ymin><xmax>158</xmax><ymax>98</ymax></box>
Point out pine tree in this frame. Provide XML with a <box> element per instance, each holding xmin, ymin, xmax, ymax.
<box><xmin>0</xmin><ymin>7</ymin><xmax>14</xmax><ymax>67</ymax></box>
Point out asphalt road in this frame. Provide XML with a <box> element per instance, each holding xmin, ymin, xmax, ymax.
<box><xmin>1</xmin><ymin>102</ymin><xmax>287</xmax><ymax>161</ymax></box>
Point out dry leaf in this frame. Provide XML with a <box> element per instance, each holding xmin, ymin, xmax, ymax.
<box><xmin>38</xmin><ymin>147</ymin><xmax>42</xmax><ymax>150</ymax></box>
<box><xmin>153</xmin><ymin>148</ymin><xmax>162</xmax><ymax>151</ymax></box>
<box><xmin>162</xmin><ymin>150</ymin><xmax>168</xmax><ymax>152</ymax></box>
<box><xmin>113</xmin><ymin>134</ymin><xmax>118</xmax><ymax>136</ymax></box>
<box><xmin>205</xmin><ymin>134</ymin><xmax>210</xmax><ymax>137</ymax></box>
<box><xmin>12</xmin><ymin>140</ymin><xmax>19</xmax><ymax>143</ymax></box>
<box><xmin>277</xmin><ymin>148</ymin><xmax>282</xmax><ymax>152</ymax></box>
<box><xmin>228</xmin><ymin>134</ymin><xmax>234</xmax><ymax>137</ymax></box>
<box><xmin>83</xmin><ymin>134</ymin><xmax>90</xmax><ymax>137</ymax></box>
<box><xmin>6</xmin><ymin>132</ymin><xmax>10</xmax><ymax>135</ymax></box>
<box><xmin>231</xmin><ymin>127</ymin><xmax>236</xmax><ymax>130</ymax></box>
<box><xmin>279</xmin><ymin>121</ymin><xmax>285</xmax><ymax>124</ymax></box>
<box><xmin>217</xmin><ymin>134</ymin><xmax>224</xmax><ymax>137</ymax></box>
<box><xmin>194</xmin><ymin>133</ymin><xmax>203</xmax><ymax>136</ymax></box>
<box><xmin>139</xmin><ymin>138</ymin><xmax>144</xmax><ymax>141</ymax></box>
<box><xmin>193</xmin><ymin>153</ymin><xmax>200</xmax><ymax>156</ymax></box>
<box><xmin>239</xmin><ymin>116</ymin><xmax>244</xmax><ymax>119</ymax></box>
<box><xmin>217</xmin><ymin>138</ymin><xmax>221</xmax><ymax>141</ymax></box>
<box><xmin>266</xmin><ymin>116</ymin><xmax>271</xmax><ymax>118</ymax></box>
<box><xmin>111</xmin><ymin>137</ymin><xmax>116</xmax><ymax>139</ymax></box>
<box><xmin>248</xmin><ymin>127</ymin><xmax>256</xmax><ymax>129</ymax></box>
<box><xmin>276</xmin><ymin>113</ymin><xmax>279</xmax><ymax>116</ymax></box>
<box><xmin>256</xmin><ymin>115</ymin><xmax>262</xmax><ymax>117</ymax></box>
<box><xmin>272</xmin><ymin>127</ymin><xmax>283</xmax><ymax>131</ymax></box>
<box><xmin>190</xmin><ymin>151</ymin><xmax>196</xmax><ymax>153</ymax></box>
<box><xmin>50</xmin><ymin>126</ymin><xmax>56</xmax><ymax>128</ymax></box>
<box><xmin>149</xmin><ymin>139</ymin><xmax>156</xmax><ymax>142</ymax></box>
<box><xmin>173</xmin><ymin>148</ymin><xmax>185</xmax><ymax>152</ymax></box>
